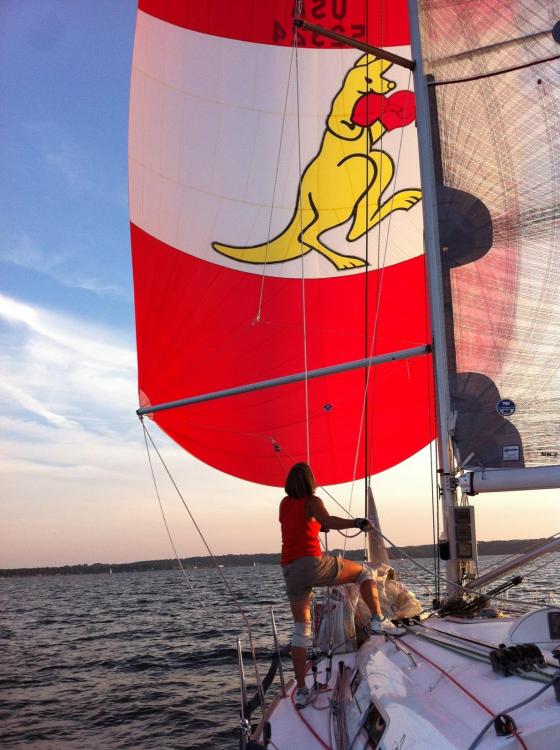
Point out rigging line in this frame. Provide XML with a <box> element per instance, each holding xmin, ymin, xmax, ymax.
<box><xmin>415</xmin><ymin>620</ymin><xmax>549</xmax><ymax>654</ymax></box>
<box><xmin>344</xmin><ymin>68</ymin><xmax>417</xmax><ymax>546</ymax></box>
<box><xmin>255</xmin><ymin>45</ymin><xmax>296</xmax><ymax>323</ymax></box>
<box><xmin>520</xmin><ymin>549</ymin><xmax>560</xmax><ymax>577</ymax></box>
<box><xmin>400</xmin><ymin>638</ymin><xmax>529</xmax><ymax>750</ymax></box>
<box><xmin>467</xmin><ymin>676</ymin><xmax>559</xmax><ymax>750</ymax></box>
<box><xmin>337</xmin><ymin>529</ymin><xmax>362</xmax><ymax>539</ymax></box>
<box><xmin>410</xmin><ymin>621</ymin><xmax>556</xmax><ymax>684</ymax></box>
<box><xmin>491</xmin><ymin>594</ymin><xmax>558</xmax><ymax>610</ymax></box>
<box><xmin>294</xmin><ymin>29</ymin><xmax>310</xmax><ymax>465</ymax></box>
<box><xmin>140</xmin><ymin>420</ymin><xmax>221</xmax><ymax>627</ymax></box>
<box><xmin>290</xmin><ymin>683</ymin><xmax>332</xmax><ymax>750</ymax></box>
<box><xmin>322</xmin><ymin>526</ymin><xmax>334</xmax><ymax>662</ymax></box>
<box><xmin>365</xmin><ymin>67</ymin><xmax>414</xmax><ymax>476</ymax></box>
<box><xmin>140</xmin><ymin>419</ymin><xmax>266</xmax><ymax>713</ymax></box>
<box><xmin>353</xmin><ymin>69</ymin><xmax>415</xmax><ymax>475</ymax></box>
<box><xmin>320</xmin><ymin>484</ymin><xmax>497</xmax><ymax>597</ymax></box>
<box><xmin>431</xmin><ymin>54</ymin><xmax>560</xmax><ymax>88</ymax></box>
<box><xmin>431</xmin><ymin>439</ymin><xmax>441</xmax><ymax>601</ymax></box>
<box><xmin>476</xmin><ymin>532</ymin><xmax>560</xmax><ymax>576</ymax></box>
<box><xmin>417</xmin><ymin>164</ymin><xmax>440</xmax><ymax>601</ymax></box>
<box><xmin>369</xmin><ymin>525</ymin><xmax>539</xmax><ymax>599</ymax></box>
<box><xmin>363</xmin><ymin>0</ymin><xmax>372</xmax><ymax>523</ymax></box>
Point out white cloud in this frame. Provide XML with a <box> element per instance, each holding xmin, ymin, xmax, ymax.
<box><xmin>0</xmin><ymin>233</ymin><xmax>69</xmax><ymax>269</ymax></box>
<box><xmin>0</xmin><ymin>292</ymin><xmax>136</xmax><ymax>433</ymax></box>
<box><xmin>25</xmin><ymin>120</ymin><xmax>100</xmax><ymax>198</ymax></box>
<box><xmin>0</xmin><ymin>235</ymin><xmax>124</xmax><ymax>296</ymax></box>
<box><xmin>45</xmin><ymin>142</ymin><xmax>95</xmax><ymax>193</ymax></box>
<box><xmin>0</xmin><ymin>294</ymin><xmax>556</xmax><ymax>569</ymax></box>
<box><xmin>1</xmin><ymin>380</ymin><xmax>75</xmax><ymax>428</ymax></box>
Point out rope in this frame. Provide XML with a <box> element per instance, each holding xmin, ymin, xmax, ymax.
<box><xmin>401</xmin><ymin>638</ymin><xmax>529</xmax><ymax>750</ymax></box>
<box><xmin>321</xmin><ymin>484</ymin><xmax>557</xmax><ymax>606</ymax></box>
<box><xmin>342</xmin><ymin>68</ymin><xmax>421</xmax><ymax>555</ymax></box>
<box><xmin>290</xmin><ymin>683</ymin><xmax>332</xmax><ymax>749</ymax></box>
<box><xmin>319</xmin><ymin>485</ymin><xmax>496</xmax><ymax>598</ymax></box>
<box><xmin>139</xmin><ymin>418</ymin><xmax>266</xmax><ymax>714</ymax></box>
<box><xmin>141</xmin><ymin>421</ymin><xmax>221</xmax><ymax>627</ymax></box>
<box><xmin>363</xmin><ymin>0</ymin><xmax>371</xmax><ymax>523</ymax></box>
<box><xmin>491</xmin><ymin>594</ymin><xmax>558</xmax><ymax>610</ymax></box>
<box><xmin>477</xmin><ymin>532</ymin><xmax>560</xmax><ymax>576</ymax></box>
<box><xmin>336</xmin><ymin>529</ymin><xmax>362</xmax><ymax>540</ymax></box>
<box><xmin>468</xmin><ymin>673</ymin><xmax>559</xmax><ymax>749</ymax></box>
<box><xmin>431</xmin><ymin>53</ymin><xmax>560</xmax><ymax>87</ymax></box>
<box><xmin>322</xmin><ymin>529</ymin><xmax>334</xmax><ymax>667</ymax></box>
<box><xmin>255</xmin><ymin>46</ymin><xmax>296</xmax><ymax>324</ymax></box>
<box><xmin>294</xmin><ymin>30</ymin><xmax>311</xmax><ymax>465</ymax></box>
<box><xmin>430</xmin><ymin>439</ymin><xmax>441</xmax><ymax>602</ymax></box>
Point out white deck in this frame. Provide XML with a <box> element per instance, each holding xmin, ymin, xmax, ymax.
<box><xmin>259</xmin><ymin>610</ymin><xmax>560</xmax><ymax>749</ymax></box>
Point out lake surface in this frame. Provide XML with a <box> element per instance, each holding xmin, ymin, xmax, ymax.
<box><xmin>1</xmin><ymin>554</ymin><xmax>558</xmax><ymax>749</ymax></box>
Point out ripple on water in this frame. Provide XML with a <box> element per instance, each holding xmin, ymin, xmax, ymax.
<box><xmin>1</xmin><ymin>558</ymin><xmax>558</xmax><ymax>749</ymax></box>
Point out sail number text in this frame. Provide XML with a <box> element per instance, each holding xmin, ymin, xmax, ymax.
<box><xmin>274</xmin><ymin>0</ymin><xmax>365</xmax><ymax>46</ymax></box>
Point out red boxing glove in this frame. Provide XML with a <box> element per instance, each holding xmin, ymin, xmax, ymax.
<box><xmin>351</xmin><ymin>92</ymin><xmax>385</xmax><ymax>127</ymax></box>
<box><xmin>351</xmin><ymin>90</ymin><xmax>416</xmax><ymax>131</ymax></box>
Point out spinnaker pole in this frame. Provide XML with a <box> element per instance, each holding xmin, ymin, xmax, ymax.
<box><xmin>407</xmin><ymin>0</ymin><xmax>461</xmax><ymax>599</ymax></box>
<box><xmin>137</xmin><ymin>345</ymin><xmax>430</xmax><ymax>416</ymax></box>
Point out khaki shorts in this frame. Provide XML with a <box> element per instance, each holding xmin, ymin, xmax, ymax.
<box><xmin>282</xmin><ymin>555</ymin><xmax>342</xmax><ymax>602</ymax></box>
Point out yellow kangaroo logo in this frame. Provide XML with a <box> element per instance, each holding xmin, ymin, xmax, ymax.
<box><xmin>212</xmin><ymin>54</ymin><xmax>421</xmax><ymax>271</ymax></box>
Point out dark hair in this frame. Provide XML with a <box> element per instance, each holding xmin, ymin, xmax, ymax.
<box><xmin>284</xmin><ymin>462</ymin><xmax>316</xmax><ymax>498</ymax></box>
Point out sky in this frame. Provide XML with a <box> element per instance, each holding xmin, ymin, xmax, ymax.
<box><xmin>1</xmin><ymin>1</ymin><xmax>557</xmax><ymax>570</ymax></box>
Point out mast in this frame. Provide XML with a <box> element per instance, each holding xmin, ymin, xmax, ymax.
<box><xmin>407</xmin><ymin>0</ymin><xmax>461</xmax><ymax>599</ymax></box>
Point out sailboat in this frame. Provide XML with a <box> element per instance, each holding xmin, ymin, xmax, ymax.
<box><xmin>128</xmin><ymin>1</ymin><xmax>560</xmax><ymax>748</ymax></box>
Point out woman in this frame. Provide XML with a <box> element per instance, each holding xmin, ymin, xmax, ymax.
<box><xmin>280</xmin><ymin>462</ymin><xmax>404</xmax><ymax>708</ymax></box>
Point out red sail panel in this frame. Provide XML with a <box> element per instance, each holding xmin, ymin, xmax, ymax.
<box><xmin>129</xmin><ymin>1</ymin><xmax>434</xmax><ymax>486</ymax></box>
<box><xmin>138</xmin><ymin>0</ymin><xmax>410</xmax><ymax>47</ymax></box>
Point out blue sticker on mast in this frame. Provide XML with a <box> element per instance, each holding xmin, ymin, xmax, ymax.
<box><xmin>497</xmin><ymin>399</ymin><xmax>516</xmax><ymax>417</ymax></box>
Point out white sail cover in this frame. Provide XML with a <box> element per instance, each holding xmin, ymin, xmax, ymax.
<box><xmin>419</xmin><ymin>0</ymin><xmax>560</xmax><ymax>470</ymax></box>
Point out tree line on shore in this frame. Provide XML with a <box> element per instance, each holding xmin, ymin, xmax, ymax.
<box><xmin>0</xmin><ymin>539</ymin><xmax>547</xmax><ymax>578</ymax></box>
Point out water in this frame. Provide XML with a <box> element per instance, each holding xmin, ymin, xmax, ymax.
<box><xmin>1</xmin><ymin>556</ymin><xmax>558</xmax><ymax>749</ymax></box>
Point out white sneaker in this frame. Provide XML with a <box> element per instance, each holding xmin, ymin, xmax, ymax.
<box><xmin>370</xmin><ymin>615</ymin><xmax>406</xmax><ymax>637</ymax></box>
<box><xmin>294</xmin><ymin>686</ymin><xmax>311</xmax><ymax>709</ymax></box>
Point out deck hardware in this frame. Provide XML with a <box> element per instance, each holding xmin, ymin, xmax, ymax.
<box><xmin>490</xmin><ymin>643</ymin><xmax>544</xmax><ymax>676</ymax></box>
<box><xmin>325</xmin><ymin>647</ymin><xmax>333</xmax><ymax>684</ymax></box>
<box><xmin>237</xmin><ymin>637</ymin><xmax>251</xmax><ymax>750</ymax></box>
<box><xmin>263</xmin><ymin>721</ymin><xmax>272</xmax><ymax>746</ymax></box>
<box><xmin>311</xmin><ymin>645</ymin><xmax>319</xmax><ymax>690</ymax></box>
<box><xmin>270</xmin><ymin>608</ymin><xmax>286</xmax><ymax>697</ymax></box>
<box><xmin>429</xmin><ymin>666</ymin><xmax>454</xmax><ymax>692</ymax></box>
<box><xmin>494</xmin><ymin>713</ymin><xmax>517</xmax><ymax>737</ymax></box>
<box><xmin>391</xmin><ymin>636</ymin><xmax>418</xmax><ymax>667</ymax></box>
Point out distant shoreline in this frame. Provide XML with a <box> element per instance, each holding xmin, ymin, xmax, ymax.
<box><xmin>0</xmin><ymin>538</ymin><xmax>548</xmax><ymax>577</ymax></box>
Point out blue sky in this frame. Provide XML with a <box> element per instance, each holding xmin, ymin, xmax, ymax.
<box><xmin>1</xmin><ymin>0</ymin><xmax>152</xmax><ymax>568</ymax></box>
<box><xmin>1</xmin><ymin>1</ymin><xmax>556</xmax><ymax>569</ymax></box>
<box><xmin>1</xmin><ymin>1</ymin><xmax>134</xmax><ymax>322</ymax></box>
<box><xmin>1</xmin><ymin>0</ymin><xmax>295</xmax><ymax>569</ymax></box>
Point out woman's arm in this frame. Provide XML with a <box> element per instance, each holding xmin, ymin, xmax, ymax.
<box><xmin>307</xmin><ymin>496</ymin><xmax>356</xmax><ymax>530</ymax></box>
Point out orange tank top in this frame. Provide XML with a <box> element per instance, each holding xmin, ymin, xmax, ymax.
<box><xmin>279</xmin><ymin>496</ymin><xmax>321</xmax><ymax>566</ymax></box>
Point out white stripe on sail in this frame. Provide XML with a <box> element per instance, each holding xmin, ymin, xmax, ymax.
<box><xmin>129</xmin><ymin>11</ymin><xmax>423</xmax><ymax>279</ymax></box>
